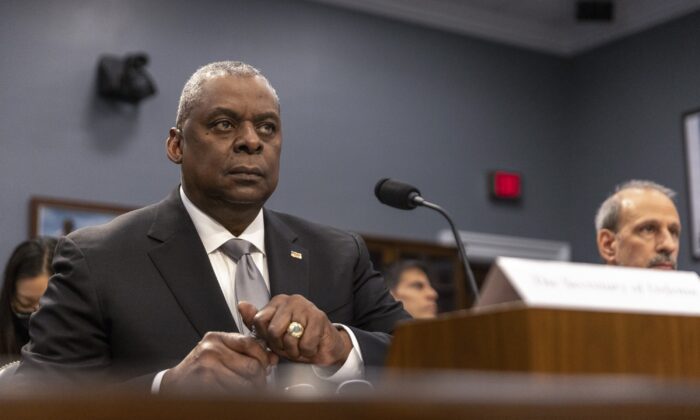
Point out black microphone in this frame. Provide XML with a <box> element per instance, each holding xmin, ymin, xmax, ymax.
<box><xmin>374</xmin><ymin>178</ymin><xmax>480</xmax><ymax>306</ymax></box>
<box><xmin>374</xmin><ymin>178</ymin><xmax>422</xmax><ymax>210</ymax></box>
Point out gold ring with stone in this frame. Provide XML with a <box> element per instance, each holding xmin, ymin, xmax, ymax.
<box><xmin>287</xmin><ymin>321</ymin><xmax>304</xmax><ymax>339</ymax></box>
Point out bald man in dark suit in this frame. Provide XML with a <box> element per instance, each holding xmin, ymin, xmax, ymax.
<box><xmin>19</xmin><ymin>61</ymin><xmax>408</xmax><ymax>391</ymax></box>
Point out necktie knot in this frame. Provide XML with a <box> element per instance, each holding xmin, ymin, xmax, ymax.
<box><xmin>221</xmin><ymin>238</ymin><xmax>256</xmax><ymax>262</ymax></box>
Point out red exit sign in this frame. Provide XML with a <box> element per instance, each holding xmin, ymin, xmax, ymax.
<box><xmin>490</xmin><ymin>171</ymin><xmax>522</xmax><ymax>201</ymax></box>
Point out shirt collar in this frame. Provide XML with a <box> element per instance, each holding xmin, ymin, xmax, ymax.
<box><xmin>179</xmin><ymin>186</ymin><xmax>266</xmax><ymax>255</ymax></box>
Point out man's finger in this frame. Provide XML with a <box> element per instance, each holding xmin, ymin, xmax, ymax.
<box><xmin>238</xmin><ymin>301</ymin><xmax>259</xmax><ymax>332</ymax></box>
<box><xmin>266</xmin><ymin>305</ymin><xmax>295</xmax><ymax>353</ymax></box>
<box><xmin>297</xmin><ymin>316</ymin><xmax>324</xmax><ymax>359</ymax></box>
<box><xmin>218</xmin><ymin>333</ymin><xmax>273</xmax><ymax>371</ymax></box>
<box><xmin>250</xmin><ymin>303</ymin><xmax>279</xmax><ymax>346</ymax></box>
<box><xmin>212</xmin><ymin>369</ymin><xmax>256</xmax><ymax>390</ymax></box>
<box><xmin>217</xmin><ymin>334</ymin><xmax>279</xmax><ymax>387</ymax></box>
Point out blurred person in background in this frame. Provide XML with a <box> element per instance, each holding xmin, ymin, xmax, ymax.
<box><xmin>0</xmin><ymin>237</ymin><xmax>57</xmax><ymax>361</ymax></box>
<box><xmin>595</xmin><ymin>180</ymin><xmax>680</xmax><ymax>270</ymax></box>
<box><xmin>385</xmin><ymin>260</ymin><xmax>438</xmax><ymax>319</ymax></box>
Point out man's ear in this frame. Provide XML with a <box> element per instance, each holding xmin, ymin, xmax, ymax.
<box><xmin>597</xmin><ymin>229</ymin><xmax>617</xmax><ymax>264</ymax></box>
<box><xmin>166</xmin><ymin>128</ymin><xmax>183</xmax><ymax>164</ymax></box>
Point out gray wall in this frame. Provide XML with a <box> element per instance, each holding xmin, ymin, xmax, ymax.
<box><xmin>0</xmin><ymin>0</ymin><xmax>571</xmax><ymax>266</ymax></box>
<box><xmin>2</xmin><ymin>0</ymin><xmax>698</xmax><ymax>272</ymax></box>
<box><xmin>567</xmin><ymin>11</ymin><xmax>700</xmax><ymax>270</ymax></box>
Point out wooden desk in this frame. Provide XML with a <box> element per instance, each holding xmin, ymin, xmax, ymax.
<box><xmin>3</xmin><ymin>371</ymin><xmax>700</xmax><ymax>419</ymax></box>
<box><xmin>388</xmin><ymin>305</ymin><xmax>700</xmax><ymax>378</ymax></box>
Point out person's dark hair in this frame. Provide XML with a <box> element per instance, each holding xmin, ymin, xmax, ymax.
<box><xmin>384</xmin><ymin>260</ymin><xmax>430</xmax><ymax>291</ymax></box>
<box><xmin>0</xmin><ymin>237</ymin><xmax>57</xmax><ymax>357</ymax></box>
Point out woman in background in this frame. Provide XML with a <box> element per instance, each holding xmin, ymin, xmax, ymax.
<box><xmin>0</xmin><ymin>237</ymin><xmax>57</xmax><ymax>360</ymax></box>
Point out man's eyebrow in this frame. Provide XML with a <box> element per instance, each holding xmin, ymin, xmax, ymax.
<box><xmin>205</xmin><ymin>107</ymin><xmax>241</xmax><ymax>120</ymax></box>
<box><xmin>204</xmin><ymin>108</ymin><xmax>279</xmax><ymax>122</ymax></box>
<box><xmin>254</xmin><ymin>112</ymin><xmax>281</xmax><ymax>122</ymax></box>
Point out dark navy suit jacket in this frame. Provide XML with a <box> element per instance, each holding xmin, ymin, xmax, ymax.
<box><xmin>19</xmin><ymin>189</ymin><xmax>409</xmax><ymax>389</ymax></box>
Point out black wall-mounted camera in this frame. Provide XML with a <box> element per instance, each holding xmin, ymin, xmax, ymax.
<box><xmin>97</xmin><ymin>53</ymin><xmax>157</xmax><ymax>104</ymax></box>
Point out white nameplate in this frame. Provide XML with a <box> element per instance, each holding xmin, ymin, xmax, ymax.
<box><xmin>477</xmin><ymin>257</ymin><xmax>700</xmax><ymax>316</ymax></box>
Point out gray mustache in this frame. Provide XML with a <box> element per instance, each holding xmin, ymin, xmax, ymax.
<box><xmin>648</xmin><ymin>254</ymin><xmax>676</xmax><ymax>268</ymax></box>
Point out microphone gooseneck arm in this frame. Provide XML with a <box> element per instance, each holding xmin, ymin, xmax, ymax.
<box><xmin>374</xmin><ymin>178</ymin><xmax>479</xmax><ymax>307</ymax></box>
<box><xmin>413</xmin><ymin>196</ymin><xmax>480</xmax><ymax>306</ymax></box>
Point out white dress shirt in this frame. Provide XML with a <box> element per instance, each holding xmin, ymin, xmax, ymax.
<box><xmin>150</xmin><ymin>188</ymin><xmax>363</xmax><ymax>392</ymax></box>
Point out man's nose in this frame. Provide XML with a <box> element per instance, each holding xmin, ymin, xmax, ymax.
<box><xmin>426</xmin><ymin>286</ymin><xmax>438</xmax><ymax>301</ymax></box>
<box><xmin>233</xmin><ymin>122</ymin><xmax>262</xmax><ymax>154</ymax></box>
<box><xmin>656</xmin><ymin>229</ymin><xmax>678</xmax><ymax>254</ymax></box>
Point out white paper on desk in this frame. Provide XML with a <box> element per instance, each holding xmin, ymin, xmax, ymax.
<box><xmin>477</xmin><ymin>257</ymin><xmax>700</xmax><ymax>316</ymax></box>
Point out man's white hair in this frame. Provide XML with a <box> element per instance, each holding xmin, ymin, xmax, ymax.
<box><xmin>175</xmin><ymin>61</ymin><xmax>279</xmax><ymax>129</ymax></box>
<box><xmin>594</xmin><ymin>179</ymin><xmax>676</xmax><ymax>232</ymax></box>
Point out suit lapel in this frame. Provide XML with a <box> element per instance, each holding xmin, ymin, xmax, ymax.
<box><xmin>264</xmin><ymin>210</ymin><xmax>309</xmax><ymax>298</ymax></box>
<box><xmin>147</xmin><ymin>190</ymin><xmax>237</xmax><ymax>336</ymax></box>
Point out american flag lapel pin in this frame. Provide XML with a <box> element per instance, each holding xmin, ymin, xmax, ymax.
<box><xmin>290</xmin><ymin>250</ymin><xmax>303</xmax><ymax>260</ymax></box>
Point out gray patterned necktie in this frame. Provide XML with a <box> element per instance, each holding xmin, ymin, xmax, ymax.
<box><xmin>220</xmin><ymin>238</ymin><xmax>269</xmax><ymax>333</ymax></box>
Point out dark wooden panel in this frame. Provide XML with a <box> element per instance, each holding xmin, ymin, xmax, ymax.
<box><xmin>388</xmin><ymin>305</ymin><xmax>700</xmax><ymax>378</ymax></box>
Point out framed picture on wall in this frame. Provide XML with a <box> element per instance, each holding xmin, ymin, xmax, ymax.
<box><xmin>29</xmin><ymin>197</ymin><xmax>134</xmax><ymax>238</ymax></box>
<box><xmin>683</xmin><ymin>109</ymin><xmax>700</xmax><ymax>258</ymax></box>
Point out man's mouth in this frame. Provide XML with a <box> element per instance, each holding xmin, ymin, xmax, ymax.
<box><xmin>227</xmin><ymin>166</ymin><xmax>264</xmax><ymax>178</ymax></box>
<box><xmin>650</xmin><ymin>263</ymin><xmax>675</xmax><ymax>270</ymax></box>
<box><xmin>648</xmin><ymin>258</ymin><xmax>676</xmax><ymax>270</ymax></box>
